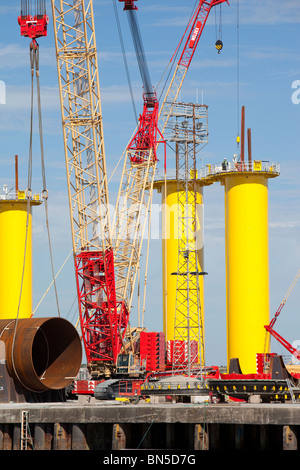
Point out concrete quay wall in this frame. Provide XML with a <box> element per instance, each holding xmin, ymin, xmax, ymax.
<box><xmin>0</xmin><ymin>402</ymin><xmax>299</xmax><ymax>450</ymax></box>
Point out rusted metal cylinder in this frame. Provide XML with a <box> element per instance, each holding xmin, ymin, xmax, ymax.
<box><xmin>0</xmin><ymin>317</ymin><xmax>82</xmax><ymax>392</ymax></box>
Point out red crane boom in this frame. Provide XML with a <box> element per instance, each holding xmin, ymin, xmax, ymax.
<box><xmin>265</xmin><ymin>270</ymin><xmax>300</xmax><ymax>360</ymax></box>
<box><xmin>158</xmin><ymin>0</ymin><xmax>229</xmax><ymax>134</ymax></box>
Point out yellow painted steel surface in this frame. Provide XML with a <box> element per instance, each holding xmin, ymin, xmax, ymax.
<box><xmin>160</xmin><ymin>181</ymin><xmax>205</xmax><ymax>342</ymax></box>
<box><xmin>0</xmin><ymin>200</ymin><xmax>34</xmax><ymax>319</ymax></box>
<box><xmin>224</xmin><ymin>174</ymin><xmax>270</xmax><ymax>373</ymax></box>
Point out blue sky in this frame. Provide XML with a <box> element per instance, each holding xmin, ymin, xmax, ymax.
<box><xmin>0</xmin><ymin>0</ymin><xmax>300</xmax><ymax>367</ymax></box>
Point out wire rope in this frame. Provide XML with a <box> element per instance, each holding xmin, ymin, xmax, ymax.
<box><xmin>33</xmin><ymin>42</ymin><xmax>61</xmax><ymax>318</ymax></box>
<box><xmin>10</xmin><ymin>42</ymin><xmax>36</xmax><ymax>392</ymax></box>
<box><xmin>112</xmin><ymin>0</ymin><xmax>138</xmax><ymax>124</ymax></box>
<box><xmin>158</xmin><ymin>0</ymin><xmax>198</xmax><ymax>103</ymax></box>
<box><xmin>236</xmin><ymin>0</ymin><xmax>240</xmax><ymax>151</ymax></box>
<box><xmin>10</xmin><ymin>38</ymin><xmax>62</xmax><ymax>391</ymax></box>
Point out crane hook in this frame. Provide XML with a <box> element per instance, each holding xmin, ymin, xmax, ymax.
<box><xmin>215</xmin><ymin>39</ymin><xmax>223</xmax><ymax>54</ymax></box>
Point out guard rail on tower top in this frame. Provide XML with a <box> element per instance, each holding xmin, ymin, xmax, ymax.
<box><xmin>154</xmin><ymin>160</ymin><xmax>280</xmax><ymax>186</ymax></box>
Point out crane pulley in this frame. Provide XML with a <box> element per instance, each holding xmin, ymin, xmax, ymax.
<box><xmin>215</xmin><ymin>39</ymin><xmax>223</xmax><ymax>53</ymax></box>
<box><xmin>214</xmin><ymin>1</ymin><xmax>224</xmax><ymax>53</ymax></box>
<box><xmin>50</xmin><ymin>0</ymin><xmax>229</xmax><ymax>379</ymax></box>
<box><xmin>121</xmin><ymin>0</ymin><xmax>138</xmax><ymax>11</ymax></box>
<box><xmin>18</xmin><ymin>0</ymin><xmax>49</xmax><ymax>44</ymax></box>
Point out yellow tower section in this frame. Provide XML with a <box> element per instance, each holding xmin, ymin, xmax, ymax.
<box><xmin>0</xmin><ymin>191</ymin><xmax>41</xmax><ymax>320</ymax></box>
<box><xmin>202</xmin><ymin>155</ymin><xmax>280</xmax><ymax>373</ymax></box>
<box><xmin>224</xmin><ymin>172</ymin><xmax>271</xmax><ymax>373</ymax></box>
<box><xmin>199</xmin><ymin>104</ymin><xmax>280</xmax><ymax>373</ymax></box>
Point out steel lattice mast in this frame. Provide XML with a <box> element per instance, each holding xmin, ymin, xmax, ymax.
<box><xmin>51</xmin><ymin>0</ymin><xmax>129</xmax><ymax>376</ymax></box>
<box><xmin>165</xmin><ymin>102</ymin><xmax>208</xmax><ymax>375</ymax></box>
<box><xmin>52</xmin><ymin>0</ymin><xmax>110</xmax><ymax>252</ymax></box>
<box><xmin>112</xmin><ymin>2</ymin><xmax>165</xmax><ymax>324</ymax></box>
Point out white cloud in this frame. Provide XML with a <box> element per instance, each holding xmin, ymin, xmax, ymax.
<box><xmin>270</xmin><ymin>221</ymin><xmax>300</xmax><ymax>229</ymax></box>
<box><xmin>3</xmin><ymin>84</ymin><xmax>58</xmax><ymax>110</ymax></box>
<box><xmin>0</xmin><ymin>5</ymin><xmax>19</xmax><ymax>14</ymax></box>
<box><xmin>142</xmin><ymin>1</ymin><xmax>300</xmax><ymax>28</ymax></box>
<box><xmin>0</xmin><ymin>43</ymin><xmax>56</xmax><ymax>71</ymax></box>
<box><xmin>242</xmin><ymin>46</ymin><xmax>299</xmax><ymax>62</ymax></box>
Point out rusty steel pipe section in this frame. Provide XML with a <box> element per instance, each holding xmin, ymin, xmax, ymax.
<box><xmin>0</xmin><ymin>317</ymin><xmax>82</xmax><ymax>392</ymax></box>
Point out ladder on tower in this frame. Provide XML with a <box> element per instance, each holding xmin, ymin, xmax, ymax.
<box><xmin>286</xmin><ymin>378</ymin><xmax>297</xmax><ymax>403</ymax></box>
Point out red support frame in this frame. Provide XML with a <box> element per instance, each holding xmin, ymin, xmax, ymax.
<box><xmin>127</xmin><ymin>93</ymin><xmax>165</xmax><ymax>164</ymax></box>
<box><xmin>264</xmin><ymin>325</ymin><xmax>300</xmax><ymax>362</ymax></box>
<box><xmin>75</xmin><ymin>250</ymin><xmax>130</xmax><ymax>365</ymax></box>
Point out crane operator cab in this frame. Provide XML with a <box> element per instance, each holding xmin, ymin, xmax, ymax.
<box><xmin>116</xmin><ymin>352</ymin><xmax>146</xmax><ymax>377</ymax></box>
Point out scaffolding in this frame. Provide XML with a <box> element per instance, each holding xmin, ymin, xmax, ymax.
<box><xmin>165</xmin><ymin>102</ymin><xmax>208</xmax><ymax>376</ymax></box>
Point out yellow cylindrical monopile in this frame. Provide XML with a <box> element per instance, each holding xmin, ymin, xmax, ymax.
<box><xmin>0</xmin><ymin>199</ymin><xmax>37</xmax><ymax>319</ymax></box>
<box><xmin>161</xmin><ymin>181</ymin><xmax>205</xmax><ymax>342</ymax></box>
<box><xmin>224</xmin><ymin>174</ymin><xmax>270</xmax><ymax>373</ymax></box>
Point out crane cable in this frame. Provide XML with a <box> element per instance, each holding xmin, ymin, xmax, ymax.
<box><xmin>236</xmin><ymin>0</ymin><xmax>240</xmax><ymax>151</ymax></box>
<box><xmin>31</xmin><ymin>41</ymin><xmax>61</xmax><ymax>318</ymax></box>
<box><xmin>214</xmin><ymin>3</ymin><xmax>223</xmax><ymax>48</ymax></box>
<box><xmin>157</xmin><ymin>0</ymin><xmax>198</xmax><ymax>104</ymax></box>
<box><xmin>14</xmin><ymin>41</ymin><xmax>61</xmax><ymax>323</ymax></box>
<box><xmin>9</xmin><ymin>40</ymin><xmax>41</xmax><ymax>393</ymax></box>
<box><xmin>10</xmin><ymin>40</ymin><xmax>63</xmax><ymax>390</ymax></box>
<box><xmin>156</xmin><ymin>0</ymin><xmax>198</xmax><ymax>161</ymax></box>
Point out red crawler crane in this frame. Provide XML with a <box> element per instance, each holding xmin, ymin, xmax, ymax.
<box><xmin>113</xmin><ymin>0</ymin><xmax>229</xmax><ymax>376</ymax></box>
<box><xmin>52</xmin><ymin>0</ymin><xmax>229</xmax><ymax>381</ymax></box>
